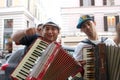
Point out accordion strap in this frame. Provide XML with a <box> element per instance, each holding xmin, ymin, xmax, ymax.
<box><xmin>81</xmin><ymin>37</ymin><xmax>108</xmax><ymax>46</ymax></box>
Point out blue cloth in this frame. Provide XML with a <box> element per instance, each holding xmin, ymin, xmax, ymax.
<box><xmin>76</xmin><ymin>15</ymin><xmax>93</xmax><ymax>29</ymax></box>
<box><xmin>19</xmin><ymin>34</ymin><xmax>40</xmax><ymax>53</ymax></box>
<box><xmin>19</xmin><ymin>34</ymin><xmax>39</xmax><ymax>47</ymax></box>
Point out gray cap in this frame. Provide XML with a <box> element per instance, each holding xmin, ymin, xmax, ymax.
<box><xmin>43</xmin><ymin>21</ymin><xmax>60</xmax><ymax>30</ymax></box>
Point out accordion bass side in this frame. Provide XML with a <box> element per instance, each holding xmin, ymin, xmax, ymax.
<box><xmin>105</xmin><ymin>45</ymin><xmax>120</xmax><ymax>80</ymax></box>
<box><xmin>82</xmin><ymin>43</ymin><xmax>120</xmax><ymax>80</ymax></box>
<box><xmin>27</xmin><ymin>42</ymin><xmax>81</xmax><ymax>80</ymax></box>
<box><xmin>11</xmin><ymin>37</ymin><xmax>51</xmax><ymax>80</ymax></box>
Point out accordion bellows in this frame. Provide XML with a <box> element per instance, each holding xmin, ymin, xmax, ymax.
<box><xmin>27</xmin><ymin>42</ymin><xmax>80</xmax><ymax>80</ymax></box>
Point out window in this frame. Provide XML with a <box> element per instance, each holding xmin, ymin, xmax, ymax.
<box><xmin>107</xmin><ymin>16</ymin><xmax>115</xmax><ymax>27</ymax></box>
<box><xmin>103</xmin><ymin>0</ymin><xmax>107</xmax><ymax>5</ymax></box>
<box><xmin>80</xmin><ymin>0</ymin><xmax>83</xmax><ymax>6</ymax></box>
<box><xmin>91</xmin><ymin>0</ymin><xmax>95</xmax><ymax>6</ymax></box>
<box><xmin>27</xmin><ymin>21</ymin><xmax>29</xmax><ymax>28</ymax></box>
<box><xmin>3</xmin><ymin>19</ymin><xmax>13</xmax><ymax>52</ymax></box>
<box><xmin>6</xmin><ymin>0</ymin><xmax>12</xmax><ymax>7</ymax></box>
<box><xmin>27</xmin><ymin>0</ymin><xmax>30</xmax><ymax>11</ymax></box>
<box><xmin>104</xmin><ymin>16</ymin><xmax>119</xmax><ymax>32</ymax></box>
<box><xmin>103</xmin><ymin>0</ymin><xmax>114</xmax><ymax>6</ymax></box>
<box><xmin>4</xmin><ymin>19</ymin><xmax>13</xmax><ymax>28</ymax></box>
<box><xmin>35</xmin><ymin>6</ymin><xmax>37</xmax><ymax>17</ymax></box>
<box><xmin>109</xmin><ymin>0</ymin><xmax>114</xmax><ymax>6</ymax></box>
<box><xmin>80</xmin><ymin>0</ymin><xmax>95</xmax><ymax>6</ymax></box>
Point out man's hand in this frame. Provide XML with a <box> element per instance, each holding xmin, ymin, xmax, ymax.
<box><xmin>79</xmin><ymin>60</ymin><xmax>86</xmax><ymax>66</ymax></box>
<box><xmin>11</xmin><ymin>27</ymin><xmax>37</xmax><ymax>45</ymax></box>
<box><xmin>25</xmin><ymin>28</ymin><xmax>37</xmax><ymax>36</ymax></box>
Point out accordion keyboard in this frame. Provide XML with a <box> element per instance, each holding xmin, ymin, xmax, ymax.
<box><xmin>11</xmin><ymin>38</ymin><xmax>49</xmax><ymax>80</ymax></box>
<box><xmin>83</xmin><ymin>46</ymin><xmax>95</xmax><ymax>80</ymax></box>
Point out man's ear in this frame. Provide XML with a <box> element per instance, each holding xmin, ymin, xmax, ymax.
<box><xmin>58</xmin><ymin>31</ymin><xmax>60</xmax><ymax>34</ymax></box>
<box><xmin>41</xmin><ymin>28</ymin><xmax>43</xmax><ymax>31</ymax></box>
<box><xmin>81</xmin><ymin>28</ymin><xmax>83</xmax><ymax>32</ymax></box>
<box><xmin>94</xmin><ymin>21</ymin><xmax>96</xmax><ymax>26</ymax></box>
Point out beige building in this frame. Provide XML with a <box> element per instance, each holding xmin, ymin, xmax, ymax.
<box><xmin>1</xmin><ymin>0</ymin><xmax>120</xmax><ymax>50</ymax></box>
<box><xmin>0</xmin><ymin>0</ymin><xmax>43</xmax><ymax>51</ymax></box>
<box><xmin>60</xmin><ymin>0</ymin><xmax>120</xmax><ymax>46</ymax></box>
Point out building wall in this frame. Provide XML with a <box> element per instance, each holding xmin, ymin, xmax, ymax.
<box><xmin>0</xmin><ymin>7</ymin><xmax>36</xmax><ymax>50</ymax></box>
<box><xmin>0</xmin><ymin>0</ymin><xmax>4</xmax><ymax>7</ymax></box>
<box><xmin>95</xmin><ymin>0</ymin><xmax>103</xmax><ymax>6</ymax></box>
<box><xmin>61</xmin><ymin>6</ymin><xmax>120</xmax><ymax>33</ymax></box>
<box><xmin>0</xmin><ymin>0</ymin><xmax>40</xmax><ymax>21</ymax></box>
<box><xmin>61</xmin><ymin>0</ymin><xmax>79</xmax><ymax>7</ymax></box>
<box><xmin>115</xmin><ymin>0</ymin><xmax>120</xmax><ymax>5</ymax></box>
<box><xmin>0</xmin><ymin>0</ymin><xmax>41</xmax><ymax>51</ymax></box>
<box><xmin>61</xmin><ymin>0</ymin><xmax>120</xmax><ymax>46</ymax></box>
<box><xmin>13</xmin><ymin>0</ymin><xmax>20</xmax><ymax>6</ymax></box>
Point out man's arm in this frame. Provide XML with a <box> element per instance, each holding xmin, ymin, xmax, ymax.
<box><xmin>11</xmin><ymin>28</ymin><xmax>37</xmax><ymax>44</ymax></box>
<box><xmin>11</xmin><ymin>30</ymin><xmax>26</xmax><ymax>44</ymax></box>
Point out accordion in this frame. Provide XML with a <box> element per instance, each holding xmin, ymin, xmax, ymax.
<box><xmin>11</xmin><ymin>38</ymin><xmax>81</xmax><ymax>80</ymax></box>
<box><xmin>11</xmin><ymin>37</ymin><xmax>51</xmax><ymax>80</ymax></box>
<box><xmin>82</xmin><ymin>43</ymin><xmax>120</xmax><ymax>80</ymax></box>
<box><xmin>27</xmin><ymin>42</ymin><xmax>80</xmax><ymax>80</ymax></box>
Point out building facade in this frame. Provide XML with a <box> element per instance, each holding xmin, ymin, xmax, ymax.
<box><xmin>0</xmin><ymin>0</ymin><xmax>42</xmax><ymax>51</ymax></box>
<box><xmin>60</xmin><ymin>0</ymin><xmax>120</xmax><ymax>46</ymax></box>
<box><xmin>1</xmin><ymin>0</ymin><xmax>120</xmax><ymax>50</ymax></box>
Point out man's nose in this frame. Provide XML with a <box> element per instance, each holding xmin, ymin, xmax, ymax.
<box><xmin>48</xmin><ymin>29</ymin><xmax>53</xmax><ymax>33</ymax></box>
<box><xmin>85</xmin><ymin>25</ymin><xmax>90</xmax><ymax>29</ymax></box>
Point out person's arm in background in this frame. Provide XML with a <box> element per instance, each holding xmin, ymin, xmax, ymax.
<box><xmin>11</xmin><ymin>28</ymin><xmax>37</xmax><ymax>45</ymax></box>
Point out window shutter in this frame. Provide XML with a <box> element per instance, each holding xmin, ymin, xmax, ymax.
<box><xmin>103</xmin><ymin>0</ymin><xmax>107</xmax><ymax>5</ymax></box>
<box><xmin>115</xmin><ymin>16</ymin><xmax>119</xmax><ymax>25</ymax></box>
<box><xmin>104</xmin><ymin>16</ymin><xmax>108</xmax><ymax>31</ymax></box>
<box><xmin>91</xmin><ymin>0</ymin><xmax>95</xmax><ymax>6</ymax></box>
<box><xmin>6</xmin><ymin>0</ymin><xmax>12</xmax><ymax>7</ymax></box>
<box><xmin>80</xmin><ymin>0</ymin><xmax>83</xmax><ymax>6</ymax></box>
<box><xmin>92</xmin><ymin>16</ymin><xmax>94</xmax><ymax>21</ymax></box>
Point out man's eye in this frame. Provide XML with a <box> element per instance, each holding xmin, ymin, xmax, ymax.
<box><xmin>45</xmin><ymin>28</ymin><xmax>49</xmax><ymax>30</ymax></box>
<box><xmin>82</xmin><ymin>25</ymin><xmax>86</xmax><ymax>28</ymax></box>
<box><xmin>88</xmin><ymin>23</ymin><xmax>91</xmax><ymax>26</ymax></box>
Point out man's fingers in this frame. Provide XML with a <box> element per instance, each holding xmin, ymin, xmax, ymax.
<box><xmin>25</xmin><ymin>28</ymin><xmax>36</xmax><ymax>35</ymax></box>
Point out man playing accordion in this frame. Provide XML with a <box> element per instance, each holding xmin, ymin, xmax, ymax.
<box><xmin>73</xmin><ymin>15</ymin><xmax>116</xmax><ymax>80</ymax></box>
<box><xmin>11</xmin><ymin>21</ymin><xmax>61</xmax><ymax>79</ymax></box>
<box><xmin>11</xmin><ymin>21</ymin><xmax>83</xmax><ymax>80</ymax></box>
<box><xmin>11</xmin><ymin>21</ymin><xmax>61</xmax><ymax>49</ymax></box>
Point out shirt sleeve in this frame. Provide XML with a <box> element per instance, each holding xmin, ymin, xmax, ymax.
<box><xmin>104</xmin><ymin>38</ymin><xmax>116</xmax><ymax>46</ymax></box>
<box><xmin>19</xmin><ymin>34</ymin><xmax>39</xmax><ymax>47</ymax></box>
<box><xmin>73</xmin><ymin>43</ymin><xmax>84</xmax><ymax>61</ymax></box>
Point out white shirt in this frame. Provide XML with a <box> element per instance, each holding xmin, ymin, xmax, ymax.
<box><xmin>73</xmin><ymin>37</ymin><xmax>116</xmax><ymax>61</ymax></box>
